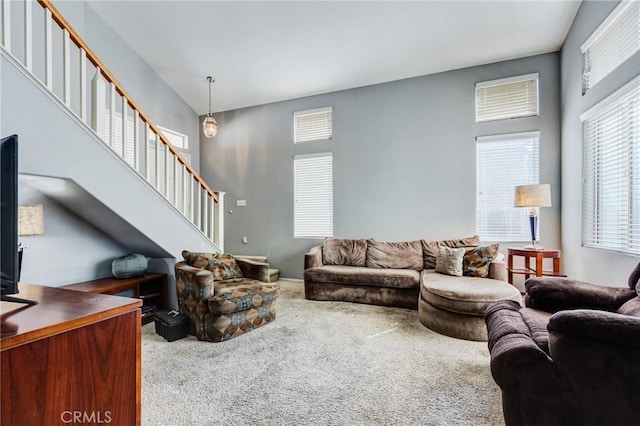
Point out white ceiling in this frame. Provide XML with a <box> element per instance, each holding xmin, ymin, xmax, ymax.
<box><xmin>87</xmin><ymin>0</ymin><xmax>581</xmax><ymax>114</ymax></box>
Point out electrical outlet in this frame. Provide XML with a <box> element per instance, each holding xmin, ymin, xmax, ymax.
<box><xmin>242</xmin><ymin>236</ymin><xmax>248</xmax><ymax>244</ymax></box>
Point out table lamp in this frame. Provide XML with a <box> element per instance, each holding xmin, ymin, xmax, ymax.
<box><xmin>514</xmin><ymin>184</ymin><xmax>551</xmax><ymax>250</ymax></box>
<box><xmin>18</xmin><ymin>204</ymin><xmax>45</xmax><ymax>279</ymax></box>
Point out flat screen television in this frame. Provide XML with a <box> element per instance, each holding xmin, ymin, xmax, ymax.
<box><xmin>1</xmin><ymin>135</ymin><xmax>37</xmax><ymax>305</ymax></box>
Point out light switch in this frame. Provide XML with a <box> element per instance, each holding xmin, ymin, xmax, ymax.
<box><xmin>236</xmin><ymin>200</ymin><xmax>247</xmax><ymax>207</ymax></box>
<box><xmin>242</xmin><ymin>236</ymin><xmax>248</xmax><ymax>244</ymax></box>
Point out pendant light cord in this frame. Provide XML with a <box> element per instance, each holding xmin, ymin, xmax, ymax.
<box><xmin>207</xmin><ymin>76</ymin><xmax>214</xmax><ymax>117</ymax></box>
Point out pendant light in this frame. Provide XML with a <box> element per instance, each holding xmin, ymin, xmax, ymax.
<box><xmin>202</xmin><ymin>76</ymin><xmax>218</xmax><ymax>138</ymax></box>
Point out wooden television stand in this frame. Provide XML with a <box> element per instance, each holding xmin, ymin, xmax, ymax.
<box><xmin>1</xmin><ymin>284</ymin><xmax>141</xmax><ymax>426</ymax></box>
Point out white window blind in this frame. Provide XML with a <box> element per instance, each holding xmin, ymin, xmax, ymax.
<box><xmin>581</xmin><ymin>75</ymin><xmax>640</xmax><ymax>255</ymax></box>
<box><xmin>294</xmin><ymin>153</ymin><xmax>333</xmax><ymax>238</ymax></box>
<box><xmin>475</xmin><ymin>74</ymin><xmax>539</xmax><ymax>122</ymax></box>
<box><xmin>476</xmin><ymin>132</ymin><xmax>540</xmax><ymax>241</ymax></box>
<box><xmin>105</xmin><ymin>110</ymin><xmax>136</xmax><ymax>168</ymax></box>
<box><xmin>581</xmin><ymin>0</ymin><xmax>640</xmax><ymax>92</ymax></box>
<box><xmin>294</xmin><ymin>107</ymin><xmax>333</xmax><ymax>143</ymax></box>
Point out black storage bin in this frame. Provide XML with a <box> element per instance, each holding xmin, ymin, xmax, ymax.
<box><xmin>154</xmin><ymin>310</ymin><xmax>189</xmax><ymax>342</ymax></box>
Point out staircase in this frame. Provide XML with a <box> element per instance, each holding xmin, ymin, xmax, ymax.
<box><xmin>0</xmin><ymin>0</ymin><xmax>223</xmax><ymax>260</ymax></box>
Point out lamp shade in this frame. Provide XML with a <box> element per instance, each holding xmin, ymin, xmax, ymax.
<box><xmin>18</xmin><ymin>204</ymin><xmax>45</xmax><ymax>236</ymax></box>
<box><xmin>202</xmin><ymin>115</ymin><xmax>218</xmax><ymax>138</ymax></box>
<box><xmin>514</xmin><ymin>184</ymin><xmax>552</xmax><ymax>208</ymax></box>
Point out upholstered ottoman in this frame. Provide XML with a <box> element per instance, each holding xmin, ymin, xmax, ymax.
<box><xmin>419</xmin><ymin>270</ymin><xmax>521</xmax><ymax>341</ymax></box>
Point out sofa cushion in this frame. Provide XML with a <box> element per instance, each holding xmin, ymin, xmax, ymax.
<box><xmin>421</xmin><ymin>270</ymin><xmax>521</xmax><ymax>315</ymax></box>
<box><xmin>208</xmin><ymin>279</ymin><xmax>280</xmax><ymax>315</ymax></box>
<box><xmin>435</xmin><ymin>247</ymin><xmax>465</xmax><ymax>276</ymax></box>
<box><xmin>463</xmin><ymin>244</ymin><xmax>499</xmax><ymax>278</ymax></box>
<box><xmin>304</xmin><ymin>265</ymin><xmax>420</xmax><ymax>288</ymax></box>
<box><xmin>322</xmin><ymin>238</ymin><xmax>368</xmax><ymax>267</ymax></box>
<box><xmin>366</xmin><ymin>240</ymin><xmax>423</xmax><ymax>270</ymax></box>
<box><xmin>421</xmin><ymin>235</ymin><xmax>480</xmax><ymax>269</ymax></box>
<box><xmin>484</xmin><ymin>300</ymin><xmax>552</xmax><ymax>355</ymax></box>
<box><xmin>525</xmin><ymin>278</ymin><xmax>636</xmax><ymax>313</ymax></box>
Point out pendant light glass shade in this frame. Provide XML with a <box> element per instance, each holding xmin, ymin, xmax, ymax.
<box><xmin>203</xmin><ymin>76</ymin><xmax>218</xmax><ymax>138</ymax></box>
<box><xmin>202</xmin><ymin>115</ymin><xmax>218</xmax><ymax>138</ymax></box>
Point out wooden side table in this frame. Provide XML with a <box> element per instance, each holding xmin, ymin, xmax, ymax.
<box><xmin>507</xmin><ymin>248</ymin><xmax>564</xmax><ymax>285</ymax></box>
<box><xmin>63</xmin><ymin>273</ymin><xmax>167</xmax><ymax>325</ymax></box>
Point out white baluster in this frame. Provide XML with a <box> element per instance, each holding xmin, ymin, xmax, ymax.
<box><xmin>162</xmin><ymin>143</ymin><xmax>173</xmax><ymax>202</ymax></box>
<box><xmin>173</xmin><ymin>154</ymin><xmax>179</xmax><ymax>207</ymax></box>
<box><xmin>109</xmin><ymin>84</ymin><xmax>117</xmax><ymax>148</ymax></box>
<box><xmin>200</xmin><ymin>187</ymin><xmax>206</xmax><ymax>233</ymax></box>
<box><xmin>215</xmin><ymin>192</ymin><xmax>225</xmax><ymax>251</ymax></box>
<box><xmin>63</xmin><ymin>29</ymin><xmax>70</xmax><ymax>106</ymax></box>
<box><xmin>194</xmin><ymin>182</ymin><xmax>200</xmax><ymax>227</ymax></box>
<box><xmin>24</xmin><ymin>0</ymin><xmax>32</xmax><ymax>71</ymax></box>
<box><xmin>45</xmin><ymin>9</ymin><xmax>52</xmax><ymax>90</ymax></box>
<box><xmin>190</xmin><ymin>175</ymin><xmax>195</xmax><ymax>223</ymax></box>
<box><xmin>145</xmin><ymin>123</ymin><xmax>151</xmax><ymax>181</ymax></box>
<box><xmin>208</xmin><ymin>194</ymin><xmax>215</xmax><ymax>240</ymax></box>
<box><xmin>133</xmin><ymin>110</ymin><xmax>139</xmax><ymax>171</ymax></box>
<box><xmin>80</xmin><ymin>50</ymin><xmax>87</xmax><ymax>122</ymax></box>
<box><xmin>182</xmin><ymin>166</ymin><xmax>188</xmax><ymax>216</ymax></box>
<box><xmin>121</xmin><ymin>97</ymin><xmax>127</xmax><ymax>158</ymax></box>
<box><xmin>154</xmin><ymin>132</ymin><xmax>159</xmax><ymax>190</ymax></box>
<box><xmin>91</xmin><ymin>71</ymin><xmax>106</xmax><ymax>139</ymax></box>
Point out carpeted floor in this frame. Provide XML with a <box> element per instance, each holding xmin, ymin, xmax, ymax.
<box><xmin>142</xmin><ymin>280</ymin><xmax>504</xmax><ymax>426</ymax></box>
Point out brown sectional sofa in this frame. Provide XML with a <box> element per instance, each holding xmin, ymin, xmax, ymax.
<box><xmin>303</xmin><ymin>236</ymin><xmax>518</xmax><ymax>312</ymax></box>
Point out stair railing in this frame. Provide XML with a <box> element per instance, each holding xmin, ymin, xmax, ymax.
<box><xmin>0</xmin><ymin>0</ymin><xmax>224</xmax><ymax>250</ymax></box>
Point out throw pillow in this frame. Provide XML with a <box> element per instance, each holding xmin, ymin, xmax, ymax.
<box><xmin>435</xmin><ymin>247</ymin><xmax>466</xmax><ymax>277</ymax></box>
<box><xmin>421</xmin><ymin>235</ymin><xmax>481</xmax><ymax>269</ymax></box>
<box><xmin>463</xmin><ymin>244</ymin><xmax>499</xmax><ymax>278</ymax></box>
<box><xmin>182</xmin><ymin>251</ymin><xmax>244</xmax><ymax>281</ymax></box>
<box><xmin>322</xmin><ymin>238</ymin><xmax>368</xmax><ymax>267</ymax></box>
<box><xmin>182</xmin><ymin>250</ymin><xmax>216</xmax><ymax>268</ymax></box>
<box><xmin>366</xmin><ymin>240</ymin><xmax>423</xmax><ymax>270</ymax></box>
<box><xmin>204</xmin><ymin>254</ymin><xmax>244</xmax><ymax>281</ymax></box>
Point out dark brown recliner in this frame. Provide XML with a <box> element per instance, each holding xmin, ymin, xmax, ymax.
<box><xmin>484</xmin><ymin>262</ymin><xmax>640</xmax><ymax>426</ymax></box>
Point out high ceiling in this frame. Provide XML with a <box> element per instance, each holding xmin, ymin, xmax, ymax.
<box><xmin>87</xmin><ymin>1</ymin><xmax>581</xmax><ymax>114</ymax></box>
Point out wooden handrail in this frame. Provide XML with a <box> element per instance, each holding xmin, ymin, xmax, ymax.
<box><xmin>37</xmin><ymin>0</ymin><xmax>219</xmax><ymax>203</ymax></box>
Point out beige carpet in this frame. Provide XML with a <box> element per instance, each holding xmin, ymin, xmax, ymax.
<box><xmin>142</xmin><ymin>280</ymin><xmax>504</xmax><ymax>426</ymax></box>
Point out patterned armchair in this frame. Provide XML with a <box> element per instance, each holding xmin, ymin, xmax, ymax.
<box><xmin>175</xmin><ymin>251</ymin><xmax>280</xmax><ymax>342</ymax></box>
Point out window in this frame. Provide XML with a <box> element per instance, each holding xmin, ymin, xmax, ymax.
<box><xmin>158</xmin><ymin>126</ymin><xmax>188</xmax><ymax>150</ymax></box>
<box><xmin>104</xmin><ymin>110</ymin><xmax>136</xmax><ymax>168</ymax></box>
<box><xmin>294</xmin><ymin>107</ymin><xmax>333</xmax><ymax>143</ymax></box>
<box><xmin>581</xmin><ymin>0</ymin><xmax>639</xmax><ymax>93</ymax></box>
<box><xmin>581</xmin><ymin>76</ymin><xmax>639</xmax><ymax>255</ymax></box>
<box><xmin>294</xmin><ymin>153</ymin><xmax>333</xmax><ymax>238</ymax></box>
<box><xmin>476</xmin><ymin>132</ymin><xmax>540</xmax><ymax>241</ymax></box>
<box><xmin>475</xmin><ymin>74</ymin><xmax>539</xmax><ymax>122</ymax></box>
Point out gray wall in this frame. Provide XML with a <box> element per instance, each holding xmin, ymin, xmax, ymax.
<box><xmin>560</xmin><ymin>0</ymin><xmax>640</xmax><ymax>286</ymax></box>
<box><xmin>201</xmin><ymin>53</ymin><xmax>561</xmax><ymax>280</ymax></box>
<box><xmin>18</xmin><ymin>184</ymin><xmax>127</xmax><ymax>286</ymax></box>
